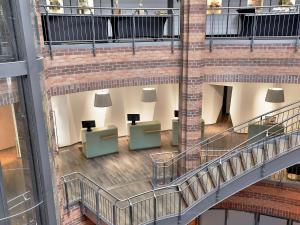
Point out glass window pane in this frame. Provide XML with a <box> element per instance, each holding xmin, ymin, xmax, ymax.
<box><xmin>0</xmin><ymin>0</ymin><xmax>17</xmax><ymax>62</ymax></box>
<box><xmin>0</xmin><ymin>77</ymin><xmax>41</xmax><ymax>225</ymax></box>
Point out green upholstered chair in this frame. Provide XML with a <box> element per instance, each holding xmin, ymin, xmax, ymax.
<box><xmin>129</xmin><ymin>121</ymin><xmax>161</xmax><ymax>150</ymax></box>
<box><xmin>81</xmin><ymin>125</ymin><xmax>118</xmax><ymax>158</ymax></box>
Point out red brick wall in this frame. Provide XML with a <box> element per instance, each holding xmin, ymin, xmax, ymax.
<box><xmin>201</xmin><ymin>44</ymin><xmax>300</xmax><ymax>80</ymax></box>
<box><xmin>61</xmin><ymin>207</ymin><xmax>94</xmax><ymax>225</ymax></box>
<box><xmin>43</xmin><ymin>45</ymin><xmax>181</xmax><ymax>96</ymax></box>
<box><xmin>215</xmin><ymin>181</ymin><xmax>300</xmax><ymax>221</ymax></box>
<box><xmin>189</xmin><ymin>181</ymin><xmax>300</xmax><ymax>225</ymax></box>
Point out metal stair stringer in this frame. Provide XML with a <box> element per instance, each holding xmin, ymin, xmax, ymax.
<box><xmin>150</xmin><ymin>146</ymin><xmax>300</xmax><ymax>225</ymax></box>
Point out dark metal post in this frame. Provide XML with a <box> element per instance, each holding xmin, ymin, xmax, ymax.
<box><xmin>132</xmin><ymin>13</ymin><xmax>136</xmax><ymax>54</ymax></box>
<box><xmin>80</xmin><ymin>179</ymin><xmax>85</xmax><ymax>214</ymax></box>
<box><xmin>170</xmin><ymin>158</ymin><xmax>174</xmax><ymax>182</ymax></box>
<box><xmin>44</xmin><ymin>6</ymin><xmax>53</xmax><ymax>59</ymax></box>
<box><xmin>64</xmin><ymin>180</ymin><xmax>70</xmax><ymax>211</ymax></box>
<box><xmin>112</xmin><ymin>204</ymin><xmax>117</xmax><ymax>225</ymax></box>
<box><xmin>250</xmin><ymin>12</ymin><xmax>257</xmax><ymax>52</ymax></box>
<box><xmin>163</xmin><ymin>162</ymin><xmax>166</xmax><ymax>184</ymax></box>
<box><xmin>254</xmin><ymin>213</ymin><xmax>260</xmax><ymax>225</ymax></box>
<box><xmin>129</xmin><ymin>200</ymin><xmax>133</xmax><ymax>225</ymax></box>
<box><xmin>206</xmin><ymin>140</ymin><xmax>209</xmax><ymax>162</ymax></box>
<box><xmin>167</xmin><ymin>0</ymin><xmax>174</xmax><ymax>36</ymax></box>
<box><xmin>171</xmin><ymin>9</ymin><xmax>175</xmax><ymax>53</ymax></box>
<box><xmin>177</xmin><ymin>186</ymin><xmax>182</xmax><ymax>224</ymax></box>
<box><xmin>216</xmin><ymin>160</ymin><xmax>222</xmax><ymax>202</ymax></box>
<box><xmin>90</xmin><ymin>8</ymin><xmax>96</xmax><ymax>56</ymax></box>
<box><xmin>210</xmin><ymin>12</ymin><xmax>214</xmax><ymax>52</ymax></box>
<box><xmin>96</xmin><ymin>190</ymin><xmax>100</xmax><ymax>225</ymax></box>
<box><xmin>224</xmin><ymin>209</ymin><xmax>228</xmax><ymax>225</ymax></box>
<box><xmin>295</xmin><ymin>5</ymin><xmax>300</xmax><ymax>52</ymax></box>
<box><xmin>69</xmin><ymin>0</ymin><xmax>73</xmax><ymax>14</ymax></box>
<box><xmin>153</xmin><ymin>193</ymin><xmax>157</xmax><ymax>225</ymax></box>
<box><xmin>153</xmin><ymin>162</ymin><xmax>157</xmax><ymax>187</ymax></box>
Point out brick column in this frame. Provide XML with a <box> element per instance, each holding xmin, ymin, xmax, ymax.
<box><xmin>179</xmin><ymin>0</ymin><xmax>206</xmax><ymax>171</ymax></box>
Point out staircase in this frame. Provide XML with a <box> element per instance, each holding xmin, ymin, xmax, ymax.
<box><xmin>151</xmin><ymin>100</ymin><xmax>300</xmax><ymax>186</ymax></box>
<box><xmin>61</xmin><ymin>102</ymin><xmax>300</xmax><ymax>225</ymax></box>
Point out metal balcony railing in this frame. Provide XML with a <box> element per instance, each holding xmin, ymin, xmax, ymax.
<box><xmin>62</xmin><ymin>110</ymin><xmax>300</xmax><ymax>225</ymax></box>
<box><xmin>151</xmin><ymin>100</ymin><xmax>300</xmax><ymax>187</ymax></box>
<box><xmin>205</xmin><ymin>5</ymin><xmax>300</xmax><ymax>50</ymax></box>
<box><xmin>39</xmin><ymin>5</ymin><xmax>180</xmax><ymax>56</ymax></box>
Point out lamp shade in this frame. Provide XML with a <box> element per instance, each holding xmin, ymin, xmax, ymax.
<box><xmin>265</xmin><ymin>88</ymin><xmax>285</xmax><ymax>103</ymax></box>
<box><xmin>142</xmin><ymin>88</ymin><xmax>157</xmax><ymax>102</ymax></box>
<box><xmin>94</xmin><ymin>93</ymin><xmax>112</xmax><ymax>107</ymax></box>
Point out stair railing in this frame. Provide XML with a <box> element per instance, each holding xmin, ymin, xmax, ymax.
<box><xmin>151</xmin><ymin>100</ymin><xmax>300</xmax><ymax>187</ymax></box>
<box><xmin>62</xmin><ymin>110</ymin><xmax>300</xmax><ymax>225</ymax></box>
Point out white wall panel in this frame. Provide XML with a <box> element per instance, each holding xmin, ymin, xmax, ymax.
<box><xmin>52</xmin><ymin>84</ymin><xmax>178</xmax><ymax>147</ymax></box>
<box><xmin>202</xmin><ymin>84</ymin><xmax>224</xmax><ymax>124</ymax></box>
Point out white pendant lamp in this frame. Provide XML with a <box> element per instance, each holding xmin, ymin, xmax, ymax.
<box><xmin>265</xmin><ymin>88</ymin><xmax>285</xmax><ymax>103</ymax></box>
<box><xmin>94</xmin><ymin>92</ymin><xmax>112</xmax><ymax>107</ymax></box>
<box><xmin>142</xmin><ymin>88</ymin><xmax>157</xmax><ymax>102</ymax></box>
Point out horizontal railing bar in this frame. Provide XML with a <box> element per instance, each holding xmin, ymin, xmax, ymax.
<box><xmin>157</xmin><ymin>100</ymin><xmax>300</xmax><ymax>165</ymax></box>
<box><xmin>39</xmin><ymin>5</ymin><xmax>180</xmax><ymax>11</ymax></box>
<box><xmin>207</xmin><ymin>4</ymin><xmax>300</xmax><ymax>9</ymax></box>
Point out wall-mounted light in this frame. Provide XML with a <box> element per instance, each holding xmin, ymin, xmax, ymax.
<box><xmin>94</xmin><ymin>90</ymin><xmax>112</xmax><ymax>107</ymax></box>
<box><xmin>142</xmin><ymin>88</ymin><xmax>157</xmax><ymax>102</ymax></box>
<box><xmin>265</xmin><ymin>88</ymin><xmax>285</xmax><ymax>103</ymax></box>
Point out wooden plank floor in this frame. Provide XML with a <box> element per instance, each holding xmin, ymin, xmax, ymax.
<box><xmin>56</xmin><ymin>131</ymin><xmax>178</xmax><ymax>198</ymax></box>
<box><xmin>56</xmin><ymin>120</ymin><xmax>236</xmax><ymax>199</ymax></box>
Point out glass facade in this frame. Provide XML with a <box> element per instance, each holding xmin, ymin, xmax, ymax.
<box><xmin>0</xmin><ymin>0</ymin><xmax>57</xmax><ymax>224</ymax></box>
<box><xmin>0</xmin><ymin>0</ymin><xmax>17</xmax><ymax>62</ymax></box>
<box><xmin>0</xmin><ymin>77</ymin><xmax>43</xmax><ymax>225</ymax></box>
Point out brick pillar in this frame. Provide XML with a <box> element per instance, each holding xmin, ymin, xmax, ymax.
<box><xmin>179</xmin><ymin>0</ymin><xmax>206</xmax><ymax>171</ymax></box>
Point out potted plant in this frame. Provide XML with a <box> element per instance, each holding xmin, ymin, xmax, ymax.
<box><xmin>78</xmin><ymin>0</ymin><xmax>89</xmax><ymax>14</ymax></box>
<box><xmin>207</xmin><ymin>0</ymin><xmax>221</xmax><ymax>14</ymax></box>
<box><xmin>49</xmin><ymin>0</ymin><xmax>61</xmax><ymax>11</ymax></box>
<box><xmin>136</xmin><ymin>0</ymin><xmax>147</xmax><ymax>15</ymax></box>
<box><xmin>113</xmin><ymin>0</ymin><xmax>121</xmax><ymax>14</ymax></box>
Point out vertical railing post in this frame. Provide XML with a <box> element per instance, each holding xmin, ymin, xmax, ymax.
<box><xmin>63</xmin><ymin>179</ymin><xmax>70</xmax><ymax>211</ymax></box>
<box><xmin>90</xmin><ymin>8</ymin><xmax>96</xmax><ymax>56</ymax></box>
<box><xmin>96</xmin><ymin>190</ymin><xmax>100</xmax><ymax>225</ymax></box>
<box><xmin>216</xmin><ymin>159</ymin><xmax>222</xmax><ymax>202</ymax></box>
<box><xmin>170</xmin><ymin>158</ymin><xmax>174</xmax><ymax>182</ymax></box>
<box><xmin>250</xmin><ymin>11</ymin><xmax>257</xmax><ymax>52</ymax></box>
<box><xmin>177</xmin><ymin>186</ymin><xmax>182</xmax><ymax>224</ymax></box>
<box><xmin>113</xmin><ymin>204</ymin><xmax>117</xmax><ymax>225</ymax></box>
<box><xmin>129</xmin><ymin>200</ymin><xmax>134</xmax><ymax>225</ymax></box>
<box><xmin>153</xmin><ymin>162</ymin><xmax>157</xmax><ymax>187</ymax></box>
<box><xmin>206</xmin><ymin>140</ymin><xmax>209</xmax><ymax>162</ymax></box>
<box><xmin>295</xmin><ymin>5</ymin><xmax>300</xmax><ymax>52</ymax></box>
<box><xmin>163</xmin><ymin>162</ymin><xmax>166</xmax><ymax>185</ymax></box>
<box><xmin>209</xmin><ymin>11</ymin><xmax>214</xmax><ymax>52</ymax></box>
<box><xmin>171</xmin><ymin>9</ymin><xmax>175</xmax><ymax>53</ymax></box>
<box><xmin>44</xmin><ymin>6</ymin><xmax>53</xmax><ymax>59</ymax></box>
<box><xmin>153</xmin><ymin>192</ymin><xmax>157</xmax><ymax>225</ymax></box>
<box><xmin>132</xmin><ymin>13</ymin><xmax>136</xmax><ymax>55</ymax></box>
<box><xmin>80</xmin><ymin>179</ymin><xmax>85</xmax><ymax>214</ymax></box>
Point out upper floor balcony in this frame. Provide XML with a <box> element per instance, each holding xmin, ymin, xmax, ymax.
<box><xmin>39</xmin><ymin>0</ymin><xmax>180</xmax><ymax>55</ymax></box>
<box><xmin>205</xmin><ymin>0</ymin><xmax>300</xmax><ymax>49</ymax></box>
